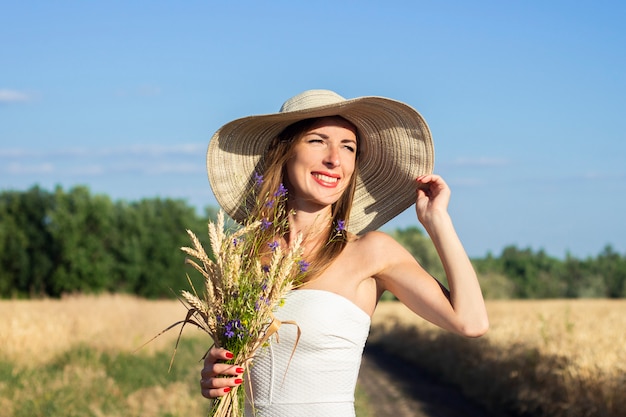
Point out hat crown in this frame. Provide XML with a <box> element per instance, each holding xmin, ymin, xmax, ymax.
<box><xmin>208</xmin><ymin>89</ymin><xmax>434</xmax><ymax>235</ymax></box>
<box><xmin>279</xmin><ymin>89</ymin><xmax>346</xmax><ymax>113</ymax></box>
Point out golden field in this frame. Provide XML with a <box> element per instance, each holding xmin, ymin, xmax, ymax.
<box><xmin>0</xmin><ymin>294</ymin><xmax>211</xmax><ymax>417</ymax></box>
<box><xmin>0</xmin><ymin>294</ymin><xmax>199</xmax><ymax>367</ymax></box>
<box><xmin>370</xmin><ymin>299</ymin><xmax>626</xmax><ymax>417</ymax></box>
<box><xmin>1</xmin><ymin>295</ymin><xmax>624</xmax><ymax>417</ymax></box>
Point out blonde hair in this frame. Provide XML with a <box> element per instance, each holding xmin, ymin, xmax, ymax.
<box><xmin>254</xmin><ymin>116</ymin><xmax>360</xmax><ymax>280</ymax></box>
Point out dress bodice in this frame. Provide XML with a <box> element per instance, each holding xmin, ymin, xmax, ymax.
<box><xmin>246</xmin><ymin>289</ymin><xmax>371</xmax><ymax>417</ymax></box>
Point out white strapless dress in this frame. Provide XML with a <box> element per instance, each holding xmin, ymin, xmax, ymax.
<box><xmin>245</xmin><ymin>289</ymin><xmax>371</xmax><ymax>417</ymax></box>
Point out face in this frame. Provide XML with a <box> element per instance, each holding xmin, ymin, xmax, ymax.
<box><xmin>285</xmin><ymin>117</ymin><xmax>358</xmax><ymax>212</ymax></box>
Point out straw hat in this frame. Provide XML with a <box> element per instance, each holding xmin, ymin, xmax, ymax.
<box><xmin>207</xmin><ymin>89</ymin><xmax>434</xmax><ymax>235</ymax></box>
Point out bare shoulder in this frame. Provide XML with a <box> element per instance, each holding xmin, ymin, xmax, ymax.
<box><xmin>348</xmin><ymin>230</ymin><xmax>413</xmax><ymax>264</ymax></box>
<box><xmin>351</xmin><ymin>230</ymin><xmax>427</xmax><ymax>285</ymax></box>
<box><xmin>335</xmin><ymin>231</ymin><xmax>399</xmax><ymax>277</ymax></box>
<box><xmin>351</xmin><ymin>230</ymin><xmax>407</xmax><ymax>250</ymax></box>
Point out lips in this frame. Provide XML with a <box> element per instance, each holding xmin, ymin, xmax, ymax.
<box><xmin>312</xmin><ymin>172</ymin><xmax>340</xmax><ymax>187</ymax></box>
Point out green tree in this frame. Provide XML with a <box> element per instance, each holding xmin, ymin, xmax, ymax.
<box><xmin>0</xmin><ymin>199</ymin><xmax>29</xmax><ymax>297</ymax></box>
<box><xmin>497</xmin><ymin>246</ymin><xmax>565</xmax><ymax>298</ymax></box>
<box><xmin>47</xmin><ymin>186</ymin><xmax>116</xmax><ymax>296</ymax></box>
<box><xmin>594</xmin><ymin>245</ymin><xmax>626</xmax><ymax>298</ymax></box>
<box><xmin>125</xmin><ymin>197</ymin><xmax>207</xmax><ymax>298</ymax></box>
<box><xmin>391</xmin><ymin>226</ymin><xmax>445</xmax><ymax>283</ymax></box>
<box><xmin>562</xmin><ymin>255</ymin><xmax>606</xmax><ymax>298</ymax></box>
<box><xmin>0</xmin><ymin>186</ymin><xmax>55</xmax><ymax>297</ymax></box>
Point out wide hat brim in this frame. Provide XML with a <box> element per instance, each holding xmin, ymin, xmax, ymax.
<box><xmin>207</xmin><ymin>90</ymin><xmax>434</xmax><ymax>235</ymax></box>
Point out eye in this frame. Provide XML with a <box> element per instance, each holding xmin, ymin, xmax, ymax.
<box><xmin>306</xmin><ymin>138</ymin><xmax>325</xmax><ymax>147</ymax></box>
<box><xmin>343</xmin><ymin>144</ymin><xmax>356</xmax><ymax>153</ymax></box>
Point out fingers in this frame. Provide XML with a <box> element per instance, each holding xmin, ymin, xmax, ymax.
<box><xmin>205</xmin><ymin>346</ymin><xmax>234</xmax><ymax>364</ymax></box>
<box><xmin>200</xmin><ymin>347</ymin><xmax>245</xmax><ymax>399</ymax></box>
<box><xmin>415</xmin><ymin>174</ymin><xmax>451</xmax><ymax>223</ymax></box>
<box><xmin>203</xmin><ymin>347</ymin><xmax>242</xmax><ymax>376</ymax></box>
<box><xmin>416</xmin><ymin>174</ymin><xmax>446</xmax><ymax>188</ymax></box>
<box><xmin>200</xmin><ymin>374</ymin><xmax>244</xmax><ymax>399</ymax></box>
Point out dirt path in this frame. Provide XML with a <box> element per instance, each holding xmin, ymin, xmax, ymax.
<box><xmin>357</xmin><ymin>345</ymin><xmax>493</xmax><ymax>417</ymax></box>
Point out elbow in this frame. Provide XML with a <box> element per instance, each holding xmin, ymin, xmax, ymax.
<box><xmin>459</xmin><ymin>318</ymin><xmax>489</xmax><ymax>338</ymax></box>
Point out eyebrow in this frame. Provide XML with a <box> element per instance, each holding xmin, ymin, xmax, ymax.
<box><xmin>305</xmin><ymin>131</ymin><xmax>357</xmax><ymax>145</ymax></box>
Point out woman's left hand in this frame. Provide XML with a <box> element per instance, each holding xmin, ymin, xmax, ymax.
<box><xmin>415</xmin><ymin>174</ymin><xmax>451</xmax><ymax>225</ymax></box>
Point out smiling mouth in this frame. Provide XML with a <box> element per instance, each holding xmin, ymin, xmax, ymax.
<box><xmin>312</xmin><ymin>172</ymin><xmax>340</xmax><ymax>185</ymax></box>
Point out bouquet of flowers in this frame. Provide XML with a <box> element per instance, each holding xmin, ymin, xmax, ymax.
<box><xmin>177</xmin><ymin>179</ymin><xmax>308</xmax><ymax>417</ymax></box>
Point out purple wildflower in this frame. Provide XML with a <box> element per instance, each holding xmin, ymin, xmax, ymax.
<box><xmin>224</xmin><ymin>320</ymin><xmax>236</xmax><ymax>338</ymax></box>
<box><xmin>335</xmin><ymin>220</ymin><xmax>346</xmax><ymax>233</ymax></box>
<box><xmin>232</xmin><ymin>237</ymin><xmax>240</xmax><ymax>247</ymax></box>
<box><xmin>261</xmin><ymin>218</ymin><xmax>272</xmax><ymax>230</ymax></box>
<box><xmin>255</xmin><ymin>296</ymin><xmax>270</xmax><ymax>311</ymax></box>
<box><xmin>298</xmin><ymin>260</ymin><xmax>310</xmax><ymax>273</ymax></box>
<box><xmin>253</xmin><ymin>172</ymin><xmax>264</xmax><ymax>186</ymax></box>
<box><xmin>265</xmin><ymin>199</ymin><xmax>275</xmax><ymax>208</ymax></box>
<box><xmin>224</xmin><ymin>319</ymin><xmax>244</xmax><ymax>339</ymax></box>
<box><xmin>274</xmin><ymin>183</ymin><xmax>288</xmax><ymax>197</ymax></box>
<box><xmin>268</xmin><ymin>240</ymin><xmax>279</xmax><ymax>252</ymax></box>
<box><xmin>262</xmin><ymin>265</ymin><xmax>270</xmax><ymax>273</ymax></box>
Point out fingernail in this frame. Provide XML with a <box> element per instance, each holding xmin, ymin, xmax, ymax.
<box><xmin>224</xmin><ymin>387</ymin><xmax>231</xmax><ymax>393</ymax></box>
<box><xmin>225</xmin><ymin>352</ymin><xmax>234</xmax><ymax>359</ymax></box>
<box><xmin>236</xmin><ymin>367</ymin><xmax>244</xmax><ymax>374</ymax></box>
<box><xmin>234</xmin><ymin>378</ymin><xmax>243</xmax><ymax>385</ymax></box>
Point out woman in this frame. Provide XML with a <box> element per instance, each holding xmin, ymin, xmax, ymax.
<box><xmin>201</xmin><ymin>89</ymin><xmax>489</xmax><ymax>416</ymax></box>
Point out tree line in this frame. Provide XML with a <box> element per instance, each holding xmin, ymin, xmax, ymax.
<box><xmin>0</xmin><ymin>185</ymin><xmax>214</xmax><ymax>298</ymax></box>
<box><xmin>1</xmin><ymin>185</ymin><xmax>625</xmax><ymax>299</ymax></box>
<box><xmin>392</xmin><ymin>227</ymin><xmax>626</xmax><ymax>299</ymax></box>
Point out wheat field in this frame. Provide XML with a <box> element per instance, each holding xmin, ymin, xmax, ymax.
<box><xmin>1</xmin><ymin>295</ymin><xmax>624</xmax><ymax>416</ymax></box>
<box><xmin>0</xmin><ymin>294</ymin><xmax>198</xmax><ymax>367</ymax></box>
<box><xmin>370</xmin><ymin>299</ymin><xmax>626</xmax><ymax>417</ymax></box>
<box><xmin>0</xmin><ymin>294</ymin><xmax>212</xmax><ymax>417</ymax></box>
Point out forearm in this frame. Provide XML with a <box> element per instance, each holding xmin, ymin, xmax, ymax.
<box><xmin>423</xmin><ymin>211</ymin><xmax>489</xmax><ymax>337</ymax></box>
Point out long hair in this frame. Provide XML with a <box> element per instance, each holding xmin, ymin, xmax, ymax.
<box><xmin>254</xmin><ymin>116</ymin><xmax>360</xmax><ymax>280</ymax></box>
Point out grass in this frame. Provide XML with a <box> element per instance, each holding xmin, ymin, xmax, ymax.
<box><xmin>369</xmin><ymin>299</ymin><xmax>626</xmax><ymax>417</ymax></box>
<box><xmin>0</xmin><ymin>294</ymin><xmax>372</xmax><ymax>416</ymax></box>
<box><xmin>0</xmin><ymin>294</ymin><xmax>212</xmax><ymax>417</ymax></box>
<box><xmin>6</xmin><ymin>295</ymin><xmax>623</xmax><ymax>417</ymax></box>
<box><xmin>0</xmin><ymin>338</ymin><xmax>208</xmax><ymax>417</ymax></box>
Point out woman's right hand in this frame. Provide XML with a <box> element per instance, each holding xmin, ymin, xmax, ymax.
<box><xmin>200</xmin><ymin>347</ymin><xmax>245</xmax><ymax>399</ymax></box>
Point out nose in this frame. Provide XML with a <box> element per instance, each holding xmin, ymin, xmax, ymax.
<box><xmin>324</xmin><ymin>145</ymin><xmax>341</xmax><ymax>168</ymax></box>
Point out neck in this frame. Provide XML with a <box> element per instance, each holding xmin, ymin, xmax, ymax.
<box><xmin>286</xmin><ymin>205</ymin><xmax>333</xmax><ymax>255</ymax></box>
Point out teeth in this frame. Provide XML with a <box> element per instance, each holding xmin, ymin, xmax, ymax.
<box><xmin>314</xmin><ymin>173</ymin><xmax>338</xmax><ymax>183</ymax></box>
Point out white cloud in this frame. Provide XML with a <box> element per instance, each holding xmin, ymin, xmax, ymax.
<box><xmin>0</xmin><ymin>89</ymin><xmax>32</xmax><ymax>103</ymax></box>
<box><xmin>66</xmin><ymin>165</ymin><xmax>106</xmax><ymax>176</ymax></box>
<box><xmin>5</xmin><ymin>162</ymin><xmax>55</xmax><ymax>174</ymax></box>
<box><xmin>446</xmin><ymin>157</ymin><xmax>510</xmax><ymax>168</ymax></box>
<box><xmin>137</xmin><ymin>85</ymin><xmax>162</xmax><ymax>97</ymax></box>
<box><xmin>143</xmin><ymin>163</ymin><xmax>205</xmax><ymax>175</ymax></box>
<box><xmin>114</xmin><ymin>84</ymin><xmax>162</xmax><ymax>98</ymax></box>
<box><xmin>0</xmin><ymin>143</ymin><xmax>205</xmax><ymax>158</ymax></box>
<box><xmin>450</xmin><ymin>177</ymin><xmax>485</xmax><ymax>187</ymax></box>
<box><xmin>0</xmin><ymin>143</ymin><xmax>207</xmax><ymax>179</ymax></box>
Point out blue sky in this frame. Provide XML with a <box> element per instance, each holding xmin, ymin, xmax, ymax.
<box><xmin>1</xmin><ymin>0</ymin><xmax>625</xmax><ymax>259</ymax></box>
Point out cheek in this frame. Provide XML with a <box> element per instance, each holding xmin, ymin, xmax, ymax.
<box><xmin>284</xmin><ymin>155</ymin><xmax>302</xmax><ymax>187</ymax></box>
<box><xmin>344</xmin><ymin>156</ymin><xmax>357</xmax><ymax>178</ymax></box>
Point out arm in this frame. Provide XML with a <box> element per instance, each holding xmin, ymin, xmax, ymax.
<box><xmin>200</xmin><ymin>347</ymin><xmax>244</xmax><ymax>398</ymax></box>
<box><xmin>376</xmin><ymin>174</ymin><xmax>489</xmax><ymax>337</ymax></box>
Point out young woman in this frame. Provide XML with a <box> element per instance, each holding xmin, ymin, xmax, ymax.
<box><xmin>201</xmin><ymin>89</ymin><xmax>489</xmax><ymax>416</ymax></box>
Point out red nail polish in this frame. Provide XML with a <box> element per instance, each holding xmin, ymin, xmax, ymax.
<box><xmin>234</xmin><ymin>379</ymin><xmax>243</xmax><ymax>385</ymax></box>
<box><xmin>224</xmin><ymin>387</ymin><xmax>231</xmax><ymax>393</ymax></box>
<box><xmin>236</xmin><ymin>367</ymin><xmax>244</xmax><ymax>374</ymax></box>
<box><xmin>225</xmin><ymin>352</ymin><xmax>234</xmax><ymax>359</ymax></box>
